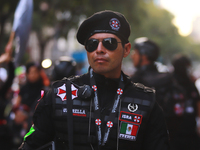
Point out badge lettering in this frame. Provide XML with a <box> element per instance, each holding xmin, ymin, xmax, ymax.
<box><xmin>119</xmin><ymin>111</ymin><xmax>143</xmax><ymax>125</ymax></box>
<box><xmin>62</xmin><ymin>108</ymin><xmax>87</xmax><ymax>117</ymax></box>
<box><xmin>122</xmin><ymin>114</ymin><xmax>132</xmax><ymax>120</ymax></box>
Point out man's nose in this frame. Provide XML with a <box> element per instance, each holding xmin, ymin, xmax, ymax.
<box><xmin>96</xmin><ymin>41</ymin><xmax>106</xmax><ymax>53</ymax></box>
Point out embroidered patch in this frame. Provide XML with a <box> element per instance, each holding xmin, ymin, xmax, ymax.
<box><xmin>128</xmin><ymin>103</ymin><xmax>138</xmax><ymax>112</ymax></box>
<box><xmin>118</xmin><ymin>122</ymin><xmax>139</xmax><ymax>141</ymax></box>
<box><xmin>109</xmin><ymin>18</ymin><xmax>120</xmax><ymax>31</ymax></box>
<box><xmin>63</xmin><ymin>108</ymin><xmax>87</xmax><ymax>117</ymax></box>
<box><xmin>119</xmin><ymin>111</ymin><xmax>142</xmax><ymax>125</ymax></box>
<box><xmin>57</xmin><ymin>84</ymin><xmax>78</xmax><ymax>101</ymax></box>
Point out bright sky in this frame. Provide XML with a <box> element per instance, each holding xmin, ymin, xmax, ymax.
<box><xmin>160</xmin><ymin>0</ymin><xmax>200</xmax><ymax>36</ymax></box>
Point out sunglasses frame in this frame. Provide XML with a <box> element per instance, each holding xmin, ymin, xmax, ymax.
<box><xmin>85</xmin><ymin>38</ymin><xmax>122</xmax><ymax>52</ymax></box>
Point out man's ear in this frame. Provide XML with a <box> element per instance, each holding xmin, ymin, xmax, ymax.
<box><xmin>123</xmin><ymin>43</ymin><xmax>131</xmax><ymax>58</ymax></box>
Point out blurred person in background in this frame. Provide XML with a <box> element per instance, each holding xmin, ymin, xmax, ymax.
<box><xmin>11</xmin><ymin>62</ymin><xmax>49</xmax><ymax>148</ymax></box>
<box><xmin>130</xmin><ymin>37</ymin><xmax>173</xmax><ymax>105</ymax></box>
<box><xmin>130</xmin><ymin>38</ymin><xmax>200</xmax><ymax>150</ymax></box>
<box><xmin>195</xmin><ymin>77</ymin><xmax>200</xmax><ymax>97</ymax></box>
<box><xmin>51</xmin><ymin>56</ymin><xmax>77</xmax><ymax>82</ymax></box>
<box><xmin>170</xmin><ymin>54</ymin><xmax>200</xmax><ymax>150</ymax></box>
<box><xmin>0</xmin><ymin>49</ymin><xmax>15</xmax><ymax>149</ymax></box>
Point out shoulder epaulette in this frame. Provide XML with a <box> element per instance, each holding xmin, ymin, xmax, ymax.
<box><xmin>134</xmin><ymin>83</ymin><xmax>155</xmax><ymax>93</ymax></box>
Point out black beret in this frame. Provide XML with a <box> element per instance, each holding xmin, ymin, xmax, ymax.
<box><xmin>76</xmin><ymin>10</ymin><xmax>131</xmax><ymax>45</ymax></box>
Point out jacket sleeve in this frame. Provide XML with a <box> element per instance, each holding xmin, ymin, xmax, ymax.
<box><xmin>20</xmin><ymin>88</ymin><xmax>55</xmax><ymax>149</ymax></box>
<box><xmin>141</xmin><ymin>102</ymin><xmax>170</xmax><ymax>150</ymax></box>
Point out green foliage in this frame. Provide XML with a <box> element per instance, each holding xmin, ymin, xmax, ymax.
<box><xmin>1</xmin><ymin>0</ymin><xmax>200</xmax><ymax>63</ymax></box>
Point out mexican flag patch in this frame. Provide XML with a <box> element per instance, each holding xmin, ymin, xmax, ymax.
<box><xmin>118</xmin><ymin>122</ymin><xmax>139</xmax><ymax>141</ymax></box>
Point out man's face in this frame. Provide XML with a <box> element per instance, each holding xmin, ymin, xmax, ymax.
<box><xmin>131</xmin><ymin>49</ymin><xmax>141</xmax><ymax>68</ymax></box>
<box><xmin>86</xmin><ymin>33</ymin><xmax>130</xmax><ymax>78</ymax></box>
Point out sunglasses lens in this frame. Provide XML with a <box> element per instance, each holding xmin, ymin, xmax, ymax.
<box><xmin>85</xmin><ymin>38</ymin><xmax>119</xmax><ymax>52</ymax></box>
<box><xmin>102</xmin><ymin>38</ymin><xmax>118</xmax><ymax>51</ymax></box>
<box><xmin>85</xmin><ymin>39</ymin><xmax>99</xmax><ymax>52</ymax></box>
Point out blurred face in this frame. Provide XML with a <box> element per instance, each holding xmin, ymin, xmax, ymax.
<box><xmin>86</xmin><ymin>33</ymin><xmax>131</xmax><ymax>78</ymax></box>
<box><xmin>27</xmin><ymin>66</ymin><xmax>41</xmax><ymax>83</ymax></box>
<box><xmin>131</xmin><ymin>49</ymin><xmax>141</xmax><ymax>67</ymax></box>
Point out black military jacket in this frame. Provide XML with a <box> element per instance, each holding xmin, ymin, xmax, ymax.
<box><xmin>24</xmin><ymin>72</ymin><xmax>169</xmax><ymax>150</ymax></box>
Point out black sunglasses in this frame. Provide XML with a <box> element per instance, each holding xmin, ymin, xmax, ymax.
<box><xmin>85</xmin><ymin>38</ymin><xmax>122</xmax><ymax>52</ymax></box>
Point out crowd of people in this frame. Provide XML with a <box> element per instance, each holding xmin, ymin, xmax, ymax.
<box><xmin>130</xmin><ymin>37</ymin><xmax>200</xmax><ymax>150</ymax></box>
<box><xmin>0</xmin><ymin>50</ymin><xmax>77</xmax><ymax>150</ymax></box>
<box><xmin>1</xmin><ymin>10</ymin><xmax>200</xmax><ymax>150</ymax></box>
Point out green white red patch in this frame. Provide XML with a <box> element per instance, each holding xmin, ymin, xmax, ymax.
<box><xmin>119</xmin><ymin>122</ymin><xmax>139</xmax><ymax>141</ymax></box>
<box><xmin>118</xmin><ymin>111</ymin><xmax>142</xmax><ymax>141</ymax></box>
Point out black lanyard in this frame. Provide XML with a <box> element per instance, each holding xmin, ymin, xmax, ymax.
<box><xmin>89</xmin><ymin>69</ymin><xmax>125</xmax><ymax>146</ymax></box>
<box><xmin>66</xmin><ymin>80</ymin><xmax>73</xmax><ymax>150</ymax></box>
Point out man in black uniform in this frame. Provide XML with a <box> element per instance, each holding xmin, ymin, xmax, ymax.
<box><xmin>130</xmin><ymin>37</ymin><xmax>200</xmax><ymax>150</ymax></box>
<box><xmin>19</xmin><ymin>10</ymin><xmax>169</xmax><ymax>150</ymax></box>
<box><xmin>130</xmin><ymin>37</ymin><xmax>174</xmax><ymax>108</ymax></box>
<box><xmin>170</xmin><ymin>54</ymin><xmax>200</xmax><ymax>150</ymax></box>
<box><xmin>130</xmin><ymin>37</ymin><xmax>169</xmax><ymax>83</ymax></box>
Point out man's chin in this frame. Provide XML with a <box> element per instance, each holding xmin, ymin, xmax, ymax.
<box><xmin>93</xmin><ymin>68</ymin><xmax>108</xmax><ymax>75</ymax></box>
